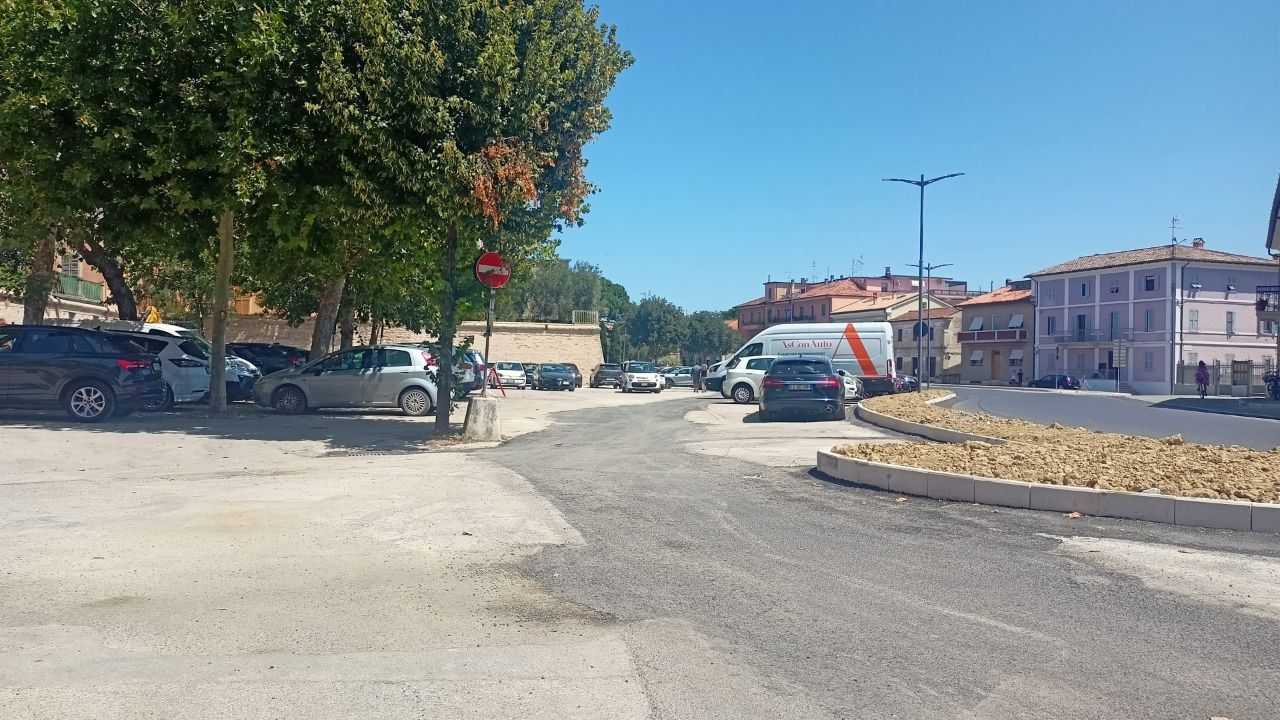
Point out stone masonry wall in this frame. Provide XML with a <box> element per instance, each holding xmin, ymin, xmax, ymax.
<box><xmin>226</xmin><ymin>315</ymin><xmax>603</xmax><ymax>372</ymax></box>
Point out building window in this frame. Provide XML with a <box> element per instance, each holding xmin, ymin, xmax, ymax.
<box><xmin>1187</xmin><ymin>352</ymin><xmax>1198</xmax><ymax>365</ymax></box>
<box><xmin>896</xmin><ymin>356</ymin><xmax>904</xmax><ymax>371</ymax></box>
<box><xmin>1144</xmin><ymin>309</ymin><xmax>1155</xmax><ymax>332</ymax></box>
<box><xmin>896</xmin><ymin>328</ymin><xmax>903</xmax><ymax>342</ymax></box>
<box><xmin>1226</xmin><ymin>311</ymin><xmax>1235</xmax><ymax>335</ymax></box>
<box><xmin>1079</xmin><ymin>281</ymin><xmax>1089</xmax><ymax>297</ymax></box>
<box><xmin>991</xmin><ymin>315</ymin><xmax>1002</xmax><ymax>330</ymax></box>
<box><xmin>1109</xmin><ymin>279</ymin><xmax>1120</xmax><ymax>294</ymax></box>
<box><xmin>1143</xmin><ymin>351</ymin><xmax>1154</xmax><ymax>370</ymax></box>
<box><xmin>1143</xmin><ymin>275</ymin><xmax>1156</xmax><ymax>292</ymax></box>
<box><xmin>1008</xmin><ymin>349</ymin><xmax>1024</xmax><ymax>366</ymax></box>
<box><xmin>1187</xmin><ymin>309</ymin><xmax>1199</xmax><ymax>332</ymax></box>
<box><xmin>969</xmin><ymin>350</ymin><xmax>983</xmax><ymax>367</ymax></box>
<box><xmin>968</xmin><ymin>316</ymin><xmax>984</xmax><ymax>331</ymax></box>
<box><xmin>1008</xmin><ymin>314</ymin><xmax>1024</xmax><ymax>329</ymax></box>
<box><xmin>1046</xmin><ymin>286</ymin><xmax>1057</xmax><ymax>301</ymax></box>
<box><xmin>1260</xmin><ymin>319</ymin><xmax>1279</xmax><ymax>336</ymax></box>
<box><xmin>1046</xmin><ymin>315</ymin><xmax>1057</xmax><ymax>336</ymax></box>
<box><xmin>1225</xmin><ymin>353</ymin><xmax>1235</xmax><ymax>366</ymax></box>
<box><xmin>1226</xmin><ymin>276</ymin><xmax>1236</xmax><ymax>294</ymax></box>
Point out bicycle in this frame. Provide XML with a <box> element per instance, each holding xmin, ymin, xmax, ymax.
<box><xmin>1197</xmin><ymin>381</ymin><xmax>1208</xmax><ymax>400</ymax></box>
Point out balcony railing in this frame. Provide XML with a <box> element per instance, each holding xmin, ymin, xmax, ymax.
<box><xmin>956</xmin><ymin>329</ymin><xmax>1027</xmax><ymax>343</ymax></box>
<box><xmin>1258</xmin><ymin>285</ymin><xmax>1280</xmax><ymax>319</ymax></box>
<box><xmin>1050</xmin><ymin>328</ymin><xmax>1134</xmax><ymax>344</ymax></box>
<box><xmin>54</xmin><ymin>273</ymin><xmax>104</xmax><ymax>303</ymax></box>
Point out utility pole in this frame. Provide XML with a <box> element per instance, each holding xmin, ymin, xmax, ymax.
<box><xmin>883</xmin><ymin>173</ymin><xmax>965</xmax><ymax>392</ymax></box>
<box><xmin>908</xmin><ymin>261</ymin><xmax>953</xmax><ymax>389</ymax></box>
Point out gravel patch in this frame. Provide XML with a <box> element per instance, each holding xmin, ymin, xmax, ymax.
<box><xmin>836</xmin><ymin>392</ymin><xmax>1280</xmax><ymax>503</ymax></box>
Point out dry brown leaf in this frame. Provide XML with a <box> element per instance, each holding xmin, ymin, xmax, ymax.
<box><xmin>1064</xmin><ymin>512</ymin><xmax>1082</xmax><ymax>519</ymax></box>
<box><xmin>895</xmin><ymin>497</ymin><xmax>908</xmax><ymax>503</ymax></box>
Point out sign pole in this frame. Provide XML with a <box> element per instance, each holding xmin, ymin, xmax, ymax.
<box><xmin>481</xmin><ymin>287</ymin><xmax>495</xmax><ymax>397</ymax></box>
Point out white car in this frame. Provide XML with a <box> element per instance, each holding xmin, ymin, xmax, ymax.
<box><xmin>723</xmin><ymin>355</ymin><xmax>776</xmax><ymax>404</ymax></box>
<box><xmin>490</xmin><ymin>361</ymin><xmax>527</xmax><ymax>389</ymax></box>
<box><xmin>106</xmin><ymin>331</ymin><xmax>211</xmax><ymax>410</ymax></box>
<box><xmin>838</xmin><ymin>370</ymin><xmax>866</xmax><ymax>402</ymax></box>
<box><xmin>620</xmin><ymin>361</ymin><xmax>662</xmax><ymax>393</ymax></box>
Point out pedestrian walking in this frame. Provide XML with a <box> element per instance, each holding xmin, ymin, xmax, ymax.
<box><xmin>690</xmin><ymin>361</ymin><xmax>702</xmax><ymax>393</ymax></box>
<box><xmin>1194</xmin><ymin>361</ymin><xmax>1210</xmax><ymax>400</ymax></box>
<box><xmin>699</xmin><ymin>360</ymin><xmax>710</xmax><ymax>392</ymax></box>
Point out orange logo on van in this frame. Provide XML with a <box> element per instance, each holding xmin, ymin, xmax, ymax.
<box><xmin>842</xmin><ymin>324</ymin><xmax>879</xmax><ymax>376</ymax></box>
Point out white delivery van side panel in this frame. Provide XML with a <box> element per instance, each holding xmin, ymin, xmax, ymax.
<box><xmin>736</xmin><ymin>322</ymin><xmax>897</xmax><ymax>395</ymax></box>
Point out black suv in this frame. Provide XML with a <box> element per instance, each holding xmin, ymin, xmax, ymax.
<box><xmin>589</xmin><ymin>362</ymin><xmax>623</xmax><ymax>388</ymax></box>
<box><xmin>758</xmin><ymin>354</ymin><xmax>846</xmax><ymax>422</ymax></box>
<box><xmin>228</xmin><ymin>342</ymin><xmax>309</xmax><ymax>375</ymax></box>
<box><xmin>0</xmin><ymin>325</ymin><xmax>165</xmax><ymax>421</ymax></box>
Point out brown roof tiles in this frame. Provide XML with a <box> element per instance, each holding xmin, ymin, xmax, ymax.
<box><xmin>1029</xmin><ymin>244</ymin><xmax>1276</xmax><ymax>277</ymax></box>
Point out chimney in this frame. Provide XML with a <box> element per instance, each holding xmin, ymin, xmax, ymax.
<box><xmin>1191</xmin><ymin>237</ymin><xmax>1205</xmax><ymax>248</ymax></box>
<box><xmin>884</xmin><ymin>266</ymin><xmax>892</xmax><ymax>278</ymax></box>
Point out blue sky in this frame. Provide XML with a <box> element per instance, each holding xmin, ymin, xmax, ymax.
<box><xmin>555</xmin><ymin>0</ymin><xmax>1280</xmax><ymax>312</ymax></box>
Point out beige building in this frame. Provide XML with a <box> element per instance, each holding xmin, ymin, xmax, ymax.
<box><xmin>890</xmin><ymin>307</ymin><xmax>960</xmax><ymax>381</ymax></box>
<box><xmin>0</xmin><ymin>253</ymin><xmax>117</xmax><ymax>325</ymax></box>
<box><xmin>956</xmin><ymin>284</ymin><xmax>1034</xmax><ymax>385</ymax></box>
<box><xmin>830</xmin><ymin>292</ymin><xmax>952</xmax><ymax>323</ymax></box>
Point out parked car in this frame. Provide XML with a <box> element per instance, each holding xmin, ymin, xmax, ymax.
<box><xmin>758</xmin><ymin>355</ymin><xmax>846</xmax><ymax>422</ymax></box>
<box><xmin>837</xmin><ymin>370</ymin><xmax>866</xmax><ymax>402</ymax></box>
<box><xmin>228</xmin><ymin>343</ymin><xmax>308</xmax><ymax>375</ymax></box>
<box><xmin>620</xmin><ymin>361</ymin><xmax>662</xmax><ymax>393</ymax></box>
<box><xmin>532</xmin><ymin>363</ymin><xmax>577</xmax><ymax>390</ymax></box>
<box><xmin>254</xmin><ymin>344</ymin><xmax>437</xmax><ymax>415</ymax></box>
<box><xmin>0</xmin><ymin>325</ymin><xmax>165</xmax><ymax>421</ymax></box>
<box><xmin>661</xmin><ymin>366</ymin><xmax>694</xmax><ymax>389</ymax></box>
<box><xmin>589</xmin><ymin>363</ymin><xmax>624</xmax><ymax>388</ymax></box>
<box><xmin>565</xmin><ymin>363</ymin><xmax>584</xmax><ymax>388</ymax></box>
<box><xmin>415</xmin><ymin>345</ymin><xmax>483</xmax><ymax>396</ymax></box>
<box><xmin>723</xmin><ymin>356</ymin><xmax>776</xmax><ymax>404</ymax></box>
<box><xmin>522</xmin><ymin>361</ymin><xmax>538</xmax><ymax>387</ymax></box>
<box><xmin>464</xmin><ymin>349</ymin><xmax>487</xmax><ymax>393</ymax></box>
<box><xmin>490</xmin><ymin>361</ymin><xmax>527</xmax><ymax>389</ymax></box>
<box><xmin>106</xmin><ymin>331</ymin><xmax>212</xmax><ymax>410</ymax></box>
<box><xmin>1028</xmin><ymin>374</ymin><xmax>1081</xmax><ymax>390</ymax></box>
<box><xmin>895</xmin><ymin>375</ymin><xmax>920</xmax><ymax>392</ymax></box>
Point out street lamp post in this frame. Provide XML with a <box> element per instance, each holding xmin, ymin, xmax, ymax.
<box><xmin>883</xmin><ymin>173</ymin><xmax>964</xmax><ymax>392</ymax></box>
<box><xmin>908</xmin><ymin>261</ymin><xmax>953</xmax><ymax>389</ymax></box>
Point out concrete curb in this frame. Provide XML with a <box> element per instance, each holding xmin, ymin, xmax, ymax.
<box><xmin>856</xmin><ymin>400</ymin><xmax>1011</xmax><ymax>446</ymax></box>
<box><xmin>816</xmin><ymin>450</ymin><xmax>1280</xmax><ymax>534</ymax></box>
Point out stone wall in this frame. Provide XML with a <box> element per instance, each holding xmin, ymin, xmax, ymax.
<box><xmin>226</xmin><ymin>315</ymin><xmax>603</xmax><ymax>371</ymax></box>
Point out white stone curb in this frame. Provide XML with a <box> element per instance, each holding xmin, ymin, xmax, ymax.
<box><xmin>816</xmin><ymin>450</ymin><xmax>1280</xmax><ymax>534</ymax></box>
<box><xmin>856</xmin><ymin>398</ymin><xmax>1012</xmax><ymax>446</ymax></box>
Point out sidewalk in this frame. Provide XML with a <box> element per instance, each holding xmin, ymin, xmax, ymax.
<box><xmin>1139</xmin><ymin>395</ymin><xmax>1280</xmax><ymax>420</ymax></box>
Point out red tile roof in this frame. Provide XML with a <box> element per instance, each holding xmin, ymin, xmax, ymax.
<box><xmin>734</xmin><ymin>296</ymin><xmax>766</xmax><ymax>308</ymax></box>
<box><xmin>725</xmin><ymin>319</ymin><xmax>738</xmax><ymax>332</ymax></box>
<box><xmin>958</xmin><ymin>286</ymin><xmax>1033</xmax><ymax>307</ymax></box>
<box><xmin>795</xmin><ymin>278</ymin><xmax>876</xmax><ymax>299</ymax></box>
<box><xmin>1029</xmin><ymin>244</ymin><xmax>1276</xmax><ymax>277</ymax></box>
<box><xmin>894</xmin><ymin>307</ymin><xmax>959</xmax><ymax>322</ymax></box>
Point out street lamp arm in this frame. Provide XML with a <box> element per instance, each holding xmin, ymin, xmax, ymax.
<box><xmin>882</xmin><ymin>178</ymin><xmax>921</xmax><ymax>186</ymax></box>
<box><xmin>923</xmin><ymin>172</ymin><xmax>965</xmax><ymax>185</ymax></box>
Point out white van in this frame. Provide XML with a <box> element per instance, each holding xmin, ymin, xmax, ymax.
<box><xmin>727</xmin><ymin>322</ymin><xmax>897</xmax><ymax>395</ymax></box>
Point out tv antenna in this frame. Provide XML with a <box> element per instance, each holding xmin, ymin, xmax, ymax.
<box><xmin>850</xmin><ymin>255</ymin><xmax>864</xmax><ymax>278</ymax></box>
<box><xmin>1169</xmin><ymin>216</ymin><xmax>1182</xmax><ymax>245</ymax></box>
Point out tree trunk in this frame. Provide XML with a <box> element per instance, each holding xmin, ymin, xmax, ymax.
<box><xmin>23</xmin><ymin>225</ymin><xmax>58</xmax><ymax>324</ymax></box>
<box><xmin>310</xmin><ymin>274</ymin><xmax>345</xmax><ymax>359</ymax></box>
<box><xmin>77</xmin><ymin>237</ymin><xmax>138</xmax><ymax>320</ymax></box>
<box><xmin>369</xmin><ymin>317</ymin><xmax>383</xmax><ymax>346</ymax></box>
<box><xmin>338</xmin><ymin>296</ymin><xmax>355</xmax><ymax>350</ymax></box>
<box><xmin>208</xmin><ymin>209</ymin><xmax>236</xmax><ymax>415</ymax></box>
<box><xmin>434</xmin><ymin>223</ymin><xmax>459</xmax><ymax>435</ymax></box>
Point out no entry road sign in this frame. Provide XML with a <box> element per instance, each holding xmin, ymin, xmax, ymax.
<box><xmin>475</xmin><ymin>252</ymin><xmax>511</xmax><ymax>289</ymax></box>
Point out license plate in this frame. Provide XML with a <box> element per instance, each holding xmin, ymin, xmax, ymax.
<box><xmin>786</xmin><ymin>383</ymin><xmax>808</xmax><ymax>391</ymax></box>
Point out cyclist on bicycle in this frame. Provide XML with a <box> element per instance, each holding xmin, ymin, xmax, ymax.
<box><xmin>1194</xmin><ymin>360</ymin><xmax>1210</xmax><ymax>399</ymax></box>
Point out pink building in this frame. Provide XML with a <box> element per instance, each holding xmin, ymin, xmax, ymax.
<box><xmin>1030</xmin><ymin>240</ymin><xmax>1280</xmax><ymax>395</ymax></box>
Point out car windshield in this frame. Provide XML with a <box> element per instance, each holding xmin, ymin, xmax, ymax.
<box><xmin>600</xmin><ymin>364</ymin><xmax>620</xmax><ymax>371</ymax></box>
<box><xmin>771</xmin><ymin>360</ymin><xmax>830</xmax><ymax>376</ymax></box>
<box><xmin>626</xmin><ymin>362</ymin><xmax>655</xmax><ymax>373</ymax></box>
<box><xmin>541</xmin><ymin>364</ymin><xmax>568</xmax><ymax>372</ymax></box>
<box><xmin>496</xmin><ymin>362</ymin><xmax>522</xmax><ymax>370</ymax></box>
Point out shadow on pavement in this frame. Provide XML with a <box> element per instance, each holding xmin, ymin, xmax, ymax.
<box><xmin>0</xmin><ymin>403</ymin><xmax>459</xmax><ymax>453</ymax></box>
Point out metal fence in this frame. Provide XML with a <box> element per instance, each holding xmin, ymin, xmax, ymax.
<box><xmin>1176</xmin><ymin>359</ymin><xmax>1274</xmax><ymax>396</ymax></box>
<box><xmin>571</xmin><ymin>309</ymin><xmax>600</xmax><ymax>325</ymax></box>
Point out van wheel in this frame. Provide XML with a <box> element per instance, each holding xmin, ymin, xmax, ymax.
<box><xmin>731</xmin><ymin>383</ymin><xmax>754</xmax><ymax>404</ymax></box>
<box><xmin>64</xmin><ymin>380</ymin><xmax>115</xmax><ymax>422</ymax></box>
<box><xmin>399</xmin><ymin>387</ymin><xmax>433</xmax><ymax>416</ymax></box>
<box><xmin>272</xmin><ymin>385</ymin><xmax>308</xmax><ymax>415</ymax></box>
<box><xmin>142</xmin><ymin>385</ymin><xmax>174</xmax><ymax>412</ymax></box>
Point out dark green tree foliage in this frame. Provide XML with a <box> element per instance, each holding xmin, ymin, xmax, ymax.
<box><xmin>627</xmin><ymin>296</ymin><xmax>686</xmax><ymax>358</ymax></box>
<box><xmin>683</xmin><ymin>310</ymin><xmax>739</xmax><ymax>362</ymax></box>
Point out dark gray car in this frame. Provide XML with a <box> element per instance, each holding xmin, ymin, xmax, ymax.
<box><xmin>589</xmin><ymin>363</ymin><xmax>624</xmax><ymax>388</ymax></box>
<box><xmin>532</xmin><ymin>363</ymin><xmax>576</xmax><ymax>391</ymax></box>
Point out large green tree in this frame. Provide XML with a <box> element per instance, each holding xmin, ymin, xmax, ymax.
<box><xmin>682</xmin><ymin>310</ymin><xmax>739</xmax><ymax>363</ymax></box>
<box><xmin>627</xmin><ymin>296</ymin><xmax>686</xmax><ymax>359</ymax></box>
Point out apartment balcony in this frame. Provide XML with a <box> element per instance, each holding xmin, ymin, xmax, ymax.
<box><xmin>1258</xmin><ymin>285</ymin><xmax>1280</xmax><ymax>323</ymax></box>
<box><xmin>54</xmin><ymin>273</ymin><xmax>104</xmax><ymax>303</ymax></box>
<box><xmin>1050</xmin><ymin>328</ymin><xmax>1134</xmax><ymax>345</ymax></box>
<box><xmin>956</xmin><ymin>329</ymin><xmax>1027</xmax><ymax>343</ymax></box>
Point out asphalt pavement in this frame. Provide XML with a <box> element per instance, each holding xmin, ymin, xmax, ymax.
<box><xmin>943</xmin><ymin>386</ymin><xmax>1280</xmax><ymax>450</ymax></box>
<box><xmin>489</xmin><ymin>398</ymin><xmax>1280</xmax><ymax>720</ymax></box>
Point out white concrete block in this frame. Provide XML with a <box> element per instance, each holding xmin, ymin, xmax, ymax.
<box><xmin>973</xmin><ymin>478</ymin><xmax>1031</xmax><ymax>509</ymax></box>
<box><xmin>844</xmin><ymin>457</ymin><xmax>893</xmax><ymax>490</ymax></box>
<box><xmin>1174</xmin><ymin>497</ymin><xmax>1252</xmax><ymax>531</ymax></box>
<box><xmin>926</xmin><ymin>472</ymin><xmax>975</xmax><ymax>502</ymax></box>
<box><xmin>1028</xmin><ymin>484</ymin><xmax>1101</xmax><ymax>515</ymax></box>
<box><xmin>1252</xmin><ymin>503</ymin><xmax>1280</xmax><ymax>534</ymax></box>
<box><xmin>817</xmin><ymin>450</ymin><xmax>839</xmax><ymax>475</ymax></box>
<box><xmin>886</xmin><ymin>466</ymin><xmax>929</xmax><ymax>497</ymax></box>
<box><xmin>462</xmin><ymin>396</ymin><xmax>502</xmax><ymax>441</ymax></box>
<box><xmin>1098</xmin><ymin>491</ymin><xmax>1175</xmax><ymax>525</ymax></box>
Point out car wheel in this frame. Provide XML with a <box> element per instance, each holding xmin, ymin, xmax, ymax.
<box><xmin>399</xmin><ymin>387</ymin><xmax>433</xmax><ymax>416</ymax></box>
<box><xmin>142</xmin><ymin>384</ymin><xmax>174</xmax><ymax>412</ymax></box>
<box><xmin>731</xmin><ymin>383</ymin><xmax>754</xmax><ymax>404</ymax></box>
<box><xmin>569</xmin><ymin>386</ymin><xmax>576</xmax><ymax>392</ymax></box>
<box><xmin>63</xmin><ymin>380</ymin><xmax>115</xmax><ymax>422</ymax></box>
<box><xmin>665</xmin><ymin>378</ymin><xmax>674</xmax><ymax>389</ymax></box>
<box><xmin>271</xmin><ymin>385</ymin><xmax>308</xmax><ymax>415</ymax></box>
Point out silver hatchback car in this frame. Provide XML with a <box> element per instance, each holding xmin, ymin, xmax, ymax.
<box><xmin>254</xmin><ymin>345</ymin><xmax>438</xmax><ymax>416</ymax></box>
